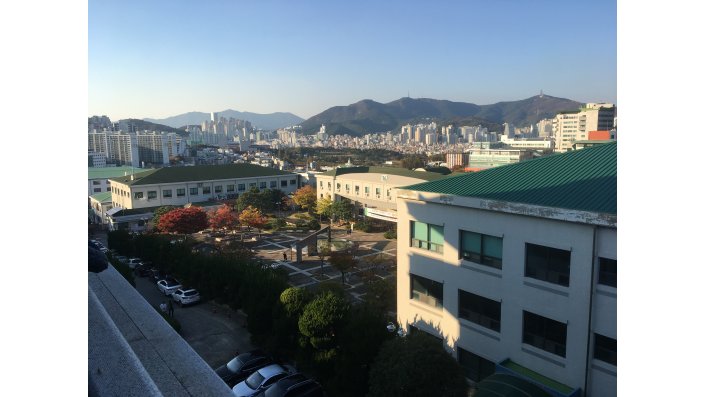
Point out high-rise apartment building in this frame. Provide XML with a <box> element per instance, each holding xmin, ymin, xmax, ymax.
<box><xmin>553</xmin><ymin>104</ymin><xmax>615</xmax><ymax>152</ymax></box>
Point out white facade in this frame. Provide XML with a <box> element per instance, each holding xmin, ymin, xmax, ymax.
<box><xmin>395</xmin><ymin>191</ymin><xmax>616</xmax><ymax>397</ymax></box>
<box><xmin>553</xmin><ymin>104</ymin><xmax>615</xmax><ymax>152</ymax></box>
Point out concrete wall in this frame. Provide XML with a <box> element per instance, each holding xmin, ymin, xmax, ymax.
<box><xmin>316</xmin><ymin>172</ymin><xmax>430</xmax><ymax>211</ymax></box>
<box><xmin>396</xmin><ymin>197</ymin><xmax>616</xmax><ymax>396</ymax></box>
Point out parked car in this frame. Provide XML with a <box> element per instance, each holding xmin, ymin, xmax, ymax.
<box><xmin>134</xmin><ymin>264</ymin><xmax>152</xmax><ymax>277</ymax></box>
<box><xmin>171</xmin><ymin>288</ymin><xmax>201</xmax><ymax>306</ymax></box>
<box><xmin>126</xmin><ymin>258</ymin><xmax>143</xmax><ymax>269</ymax></box>
<box><xmin>114</xmin><ymin>255</ymin><xmax>129</xmax><ymax>263</ymax></box>
<box><xmin>150</xmin><ymin>270</ymin><xmax>166</xmax><ymax>283</ymax></box>
<box><xmin>157</xmin><ymin>278</ymin><xmax>182</xmax><ymax>296</ymax></box>
<box><xmin>215</xmin><ymin>350</ymin><xmax>274</xmax><ymax>388</ymax></box>
<box><xmin>232</xmin><ymin>364</ymin><xmax>296</xmax><ymax>397</ymax></box>
<box><xmin>254</xmin><ymin>373</ymin><xmax>325</xmax><ymax>397</ymax></box>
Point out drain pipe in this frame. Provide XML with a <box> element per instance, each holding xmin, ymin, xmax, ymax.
<box><xmin>583</xmin><ymin>225</ymin><xmax>597</xmax><ymax>396</ymax></box>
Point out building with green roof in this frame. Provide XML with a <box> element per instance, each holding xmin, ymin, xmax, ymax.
<box><xmin>395</xmin><ymin>143</ymin><xmax>616</xmax><ymax>397</ymax></box>
<box><xmin>316</xmin><ymin>166</ymin><xmax>449</xmax><ymax>222</ymax></box>
<box><xmin>88</xmin><ymin>166</ymin><xmax>149</xmax><ymax>196</ymax></box>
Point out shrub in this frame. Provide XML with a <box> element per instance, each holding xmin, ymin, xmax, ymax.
<box><xmin>306</xmin><ymin>219</ymin><xmax>321</xmax><ymax>230</ymax></box>
<box><xmin>355</xmin><ymin>220</ymin><xmax>373</xmax><ymax>233</ymax></box>
<box><xmin>383</xmin><ymin>230</ymin><xmax>397</xmax><ymax>239</ymax></box>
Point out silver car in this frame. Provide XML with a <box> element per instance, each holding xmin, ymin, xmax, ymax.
<box><xmin>157</xmin><ymin>279</ymin><xmax>182</xmax><ymax>296</ymax></box>
<box><xmin>171</xmin><ymin>288</ymin><xmax>200</xmax><ymax>306</ymax></box>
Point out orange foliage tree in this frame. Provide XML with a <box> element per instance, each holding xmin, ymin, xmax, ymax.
<box><xmin>209</xmin><ymin>205</ymin><xmax>238</xmax><ymax>230</ymax></box>
<box><xmin>239</xmin><ymin>206</ymin><xmax>267</xmax><ymax>234</ymax></box>
<box><xmin>157</xmin><ymin>207</ymin><xmax>209</xmax><ymax>234</ymax></box>
<box><xmin>292</xmin><ymin>185</ymin><xmax>317</xmax><ymax>212</ymax></box>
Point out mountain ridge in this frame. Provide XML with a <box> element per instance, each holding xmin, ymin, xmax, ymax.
<box><xmin>145</xmin><ymin>110</ymin><xmax>304</xmax><ymax>131</ymax></box>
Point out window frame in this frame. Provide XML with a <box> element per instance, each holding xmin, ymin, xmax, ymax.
<box><xmin>522</xmin><ymin>310</ymin><xmax>567</xmax><ymax>358</ymax></box>
<box><xmin>460</xmin><ymin>230</ymin><xmax>503</xmax><ymax>269</ymax></box>
<box><xmin>593</xmin><ymin>333</ymin><xmax>617</xmax><ymax>366</ymax></box>
<box><xmin>458</xmin><ymin>348</ymin><xmax>495</xmax><ymax>382</ymax></box>
<box><xmin>458</xmin><ymin>289</ymin><xmax>501</xmax><ymax>332</ymax></box>
<box><xmin>189</xmin><ymin>187</ymin><xmax>198</xmax><ymax>195</ymax></box>
<box><xmin>176</xmin><ymin>188</ymin><xmax>185</xmax><ymax>197</ymax></box>
<box><xmin>163</xmin><ymin>189</ymin><xmax>172</xmax><ymax>198</ymax></box>
<box><xmin>147</xmin><ymin>191</ymin><xmax>157</xmax><ymax>200</ymax></box>
<box><xmin>410</xmin><ymin>273</ymin><xmax>443</xmax><ymax>309</ymax></box>
<box><xmin>410</xmin><ymin>220</ymin><xmax>444</xmax><ymax>254</ymax></box>
<box><xmin>525</xmin><ymin>243</ymin><xmax>571</xmax><ymax>287</ymax></box>
<box><xmin>598</xmin><ymin>257</ymin><xmax>617</xmax><ymax>288</ymax></box>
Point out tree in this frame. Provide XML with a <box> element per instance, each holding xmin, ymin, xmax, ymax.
<box><xmin>330</xmin><ymin>200</ymin><xmax>354</xmax><ymax>222</ymax></box>
<box><xmin>209</xmin><ymin>204</ymin><xmax>238</xmax><ymax>230</ymax></box>
<box><xmin>298</xmin><ymin>291</ymin><xmax>349</xmax><ymax>352</ymax></box>
<box><xmin>237</xmin><ymin>188</ymin><xmax>266</xmax><ymax>212</ymax></box>
<box><xmin>157</xmin><ymin>207</ymin><xmax>209</xmax><ymax>234</ymax></box>
<box><xmin>239</xmin><ymin>206</ymin><xmax>267</xmax><ymax>234</ymax></box>
<box><xmin>401</xmin><ymin>154</ymin><xmax>427</xmax><ymax>170</ymax></box>
<box><xmin>368</xmin><ymin>332</ymin><xmax>468</xmax><ymax>397</ymax></box>
<box><xmin>151</xmin><ymin>205</ymin><xmax>176</xmax><ymax>230</ymax></box>
<box><xmin>315</xmin><ymin>195</ymin><xmax>333</xmax><ymax>220</ymax></box>
<box><xmin>292</xmin><ymin>185</ymin><xmax>317</xmax><ymax>213</ymax></box>
<box><xmin>280</xmin><ymin>287</ymin><xmax>311</xmax><ymax>317</ymax></box>
<box><xmin>328</xmin><ymin>249</ymin><xmax>356</xmax><ymax>284</ymax></box>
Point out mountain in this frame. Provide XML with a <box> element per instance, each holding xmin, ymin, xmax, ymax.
<box><xmin>145</xmin><ymin>110</ymin><xmax>304</xmax><ymax>131</ymax></box>
<box><xmin>117</xmin><ymin>119</ymin><xmax>187</xmax><ymax>135</ymax></box>
<box><xmin>300</xmin><ymin>95</ymin><xmax>583</xmax><ymax>136</ymax></box>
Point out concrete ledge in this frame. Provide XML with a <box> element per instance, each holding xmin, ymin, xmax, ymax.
<box><xmin>88</xmin><ymin>266</ymin><xmax>232</xmax><ymax>396</ymax></box>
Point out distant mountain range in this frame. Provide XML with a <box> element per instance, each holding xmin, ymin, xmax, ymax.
<box><xmin>116</xmin><ymin>119</ymin><xmax>188</xmax><ymax>135</ymax></box>
<box><xmin>145</xmin><ymin>110</ymin><xmax>304</xmax><ymax>131</ymax></box>
<box><xmin>300</xmin><ymin>95</ymin><xmax>583</xmax><ymax>136</ymax></box>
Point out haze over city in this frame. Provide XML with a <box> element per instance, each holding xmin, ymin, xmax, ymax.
<box><xmin>88</xmin><ymin>0</ymin><xmax>616</xmax><ymax>121</ymax></box>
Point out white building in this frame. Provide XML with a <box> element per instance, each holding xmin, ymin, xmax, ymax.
<box><xmin>395</xmin><ymin>143</ymin><xmax>616</xmax><ymax>397</ymax></box>
<box><xmin>553</xmin><ymin>104</ymin><xmax>615</xmax><ymax>152</ymax></box>
<box><xmin>88</xmin><ymin>166</ymin><xmax>144</xmax><ymax>196</ymax></box>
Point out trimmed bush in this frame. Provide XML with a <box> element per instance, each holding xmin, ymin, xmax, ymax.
<box><xmin>383</xmin><ymin>230</ymin><xmax>397</xmax><ymax>239</ymax></box>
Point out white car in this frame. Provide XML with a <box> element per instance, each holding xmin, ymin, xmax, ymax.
<box><xmin>126</xmin><ymin>258</ymin><xmax>143</xmax><ymax>269</ymax></box>
<box><xmin>171</xmin><ymin>288</ymin><xmax>200</xmax><ymax>306</ymax></box>
<box><xmin>157</xmin><ymin>279</ymin><xmax>182</xmax><ymax>296</ymax></box>
<box><xmin>232</xmin><ymin>364</ymin><xmax>295</xmax><ymax>397</ymax></box>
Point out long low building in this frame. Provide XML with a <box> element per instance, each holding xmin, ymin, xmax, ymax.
<box><xmin>108</xmin><ymin>164</ymin><xmax>300</xmax><ymax>210</ymax></box>
<box><xmin>395</xmin><ymin>143</ymin><xmax>616</xmax><ymax>397</ymax></box>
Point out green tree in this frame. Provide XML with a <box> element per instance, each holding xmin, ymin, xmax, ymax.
<box><xmin>298</xmin><ymin>291</ymin><xmax>349</xmax><ymax>352</ymax></box>
<box><xmin>401</xmin><ymin>154</ymin><xmax>427</xmax><ymax>170</ymax></box>
<box><xmin>237</xmin><ymin>187</ymin><xmax>265</xmax><ymax>212</ymax></box>
<box><xmin>315</xmin><ymin>195</ymin><xmax>333</xmax><ymax>220</ymax></box>
<box><xmin>328</xmin><ymin>249</ymin><xmax>357</xmax><ymax>284</ymax></box>
<box><xmin>368</xmin><ymin>332</ymin><xmax>468</xmax><ymax>397</ymax></box>
<box><xmin>330</xmin><ymin>200</ymin><xmax>354</xmax><ymax>222</ymax></box>
<box><xmin>280</xmin><ymin>287</ymin><xmax>311</xmax><ymax>317</ymax></box>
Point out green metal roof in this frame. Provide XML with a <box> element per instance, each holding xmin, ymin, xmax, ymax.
<box><xmin>88</xmin><ymin>166</ymin><xmax>151</xmax><ymax>180</ymax></box>
<box><xmin>109</xmin><ymin>164</ymin><xmax>295</xmax><ymax>186</ymax></box>
<box><xmin>475</xmin><ymin>373</ymin><xmax>553</xmax><ymax>397</ymax></box>
<box><xmin>403</xmin><ymin>142</ymin><xmax>616</xmax><ymax>214</ymax></box>
<box><xmin>321</xmin><ymin>166</ymin><xmax>448</xmax><ymax>182</ymax></box>
<box><xmin>89</xmin><ymin>192</ymin><xmax>112</xmax><ymax>203</ymax></box>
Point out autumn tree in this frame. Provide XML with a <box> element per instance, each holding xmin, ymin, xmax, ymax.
<box><xmin>239</xmin><ymin>206</ymin><xmax>267</xmax><ymax>234</ymax></box>
<box><xmin>292</xmin><ymin>185</ymin><xmax>317</xmax><ymax>213</ymax></box>
<box><xmin>330</xmin><ymin>200</ymin><xmax>354</xmax><ymax>222</ymax></box>
<box><xmin>328</xmin><ymin>249</ymin><xmax>357</xmax><ymax>284</ymax></box>
<box><xmin>209</xmin><ymin>204</ymin><xmax>238</xmax><ymax>230</ymax></box>
<box><xmin>315</xmin><ymin>195</ymin><xmax>333</xmax><ymax>221</ymax></box>
<box><xmin>157</xmin><ymin>207</ymin><xmax>209</xmax><ymax>234</ymax></box>
<box><xmin>151</xmin><ymin>205</ymin><xmax>176</xmax><ymax>230</ymax></box>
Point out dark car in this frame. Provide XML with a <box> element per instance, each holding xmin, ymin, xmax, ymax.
<box><xmin>150</xmin><ymin>270</ymin><xmax>167</xmax><ymax>283</ymax></box>
<box><xmin>254</xmin><ymin>373</ymin><xmax>325</xmax><ymax>397</ymax></box>
<box><xmin>134</xmin><ymin>264</ymin><xmax>152</xmax><ymax>277</ymax></box>
<box><xmin>215</xmin><ymin>350</ymin><xmax>274</xmax><ymax>388</ymax></box>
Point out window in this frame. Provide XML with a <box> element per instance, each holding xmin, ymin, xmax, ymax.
<box><xmin>525</xmin><ymin>243</ymin><xmax>571</xmax><ymax>287</ymax></box>
<box><xmin>522</xmin><ymin>311</ymin><xmax>567</xmax><ymax>357</ymax></box>
<box><xmin>260</xmin><ymin>182</ymin><xmax>267</xmax><ymax>189</ymax></box>
<box><xmin>355</xmin><ymin>186</ymin><xmax>360</xmax><ymax>194</ymax></box>
<box><xmin>177</xmin><ymin>188</ymin><xmax>185</xmax><ymax>197</ymax></box>
<box><xmin>147</xmin><ymin>191</ymin><xmax>157</xmax><ymax>199</ymax></box>
<box><xmin>134</xmin><ymin>192</ymin><xmax>144</xmax><ymax>199</ymax></box>
<box><xmin>375</xmin><ymin>187</ymin><xmax>381</xmax><ymax>196</ymax></box>
<box><xmin>214</xmin><ymin>185</ymin><xmax>223</xmax><ymax>193</ymax></box>
<box><xmin>328</xmin><ymin>182</ymin><xmax>332</xmax><ymax>189</ymax></box>
<box><xmin>270</xmin><ymin>180</ymin><xmax>277</xmax><ymax>188</ymax></box>
<box><xmin>458</xmin><ymin>290</ymin><xmax>501</xmax><ymax>332</ymax></box>
<box><xmin>190</xmin><ymin>187</ymin><xmax>198</xmax><ymax>195</ymax></box>
<box><xmin>411</xmin><ymin>221</ymin><xmax>444</xmax><ymax>253</ymax></box>
<box><xmin>336</xmin><ymin>183</ymin><xmax>341</xmax><ymax>191</ymax></box>
<box><xmin>593</xmin><ymin>333</ymin><xmax>617</xmax><ymax>365</ymax></box>
<box><xmin>458</xmin><ymin>348</ymin><xmax>495</xmax><ymax>382</ymax></box>
<box><xmin>598</xmin><ymin>257</ymin><xmax>617</xmax><ymax>288</ymax></box>
<box><xmin>281</xmin><ymin>180</ymin><xmax>288</xmax><ymax>187</ymax></box>
<box><xmin>320</xmin><ymin>181</ymin><xmax>323</xmax><ymax>188</ymax></box>
<box><xmin>92</xmin><ymin>181</ymin><xmax>101</xmax><ymax>185</ymax></box>
<box><xmin>290</xmin><ymin>179</ymin><xmax>296</xmax><ymax>185</ymax></box>
<box><xmin>107</xmin><ymin>187</ymin><xmax>111</xmax><ymax>191</ymax></box>
<box><xmin>238</xmin><ymin>183</ymin><xmax>246</xmax><ymax>192</ymax></box>
<box><xmin>227</xmin><ymin>184</ymin><xmax>235</xmax><ymax>192</ymax></box>
<box><xmin>163</xmin><ymin>189</ymin><xmax>172</xmax><ymax>198</ymax></box>
<box><xmin>345</xmin><ymin>184</ymin><xmax>349</xmax><ymax>192</ymax></box>
<box><xmin>460</xmin><ymin>230</ymin><xmax>503</xmax><ymax>269</ymax></box>
<box><xmin>410</xmin><ymin>274</ymin><xmax>443</xmax><ymax>309</ymax></box>
<box><xmin>364</xmin><ymin>186</ymin><xmax>369</xmax><ymax>194</ymax></box>
<box><xmin>203</xmin><ymin>186</ymin><xmax>211</xmax><ymax>194</ymax></box>
<box><xmin>93</xmin><ymin>188</ymin><xmax>101</xmax><ymax>193</ymax></box>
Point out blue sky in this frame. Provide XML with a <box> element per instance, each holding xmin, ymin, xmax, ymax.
<box><xmin>89</xmin><ymin>0</ymin><xmax>616</xmax><ymax>120</ymax></box>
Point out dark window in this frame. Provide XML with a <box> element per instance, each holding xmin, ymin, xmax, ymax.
<box><xmin>522</xmin><ymin>311</ymin><xmax>567</xmax><ymax>357</ymax></box>
<box><xmin>290</xmin><ymin>179</ymin><xmax>296</xmax><ymax>185</ymax></box>
<box><xmin>215</xmin><ymin>185</ymin><xmax>223</xmax><ymax>193</ymax></box>
<box><xmin>598</xmin><ymin>257</ymin><xmax>617</xmax><ymax>288</ymax></box>
<box><xmin>163</xmin><ymin>189</ymin><xmax>172</xmax><ymax>198</ymax></box>
<box><xmin>458</xmin><ymin>290</ymin><xmax>501</xmax><ymax>332</ymax></box>
<box><xmin>227</xmin><ymin>184</ymin><xmax>235</xmax><ymax>192</ymax></box>
<box><xmin>147</xmin><ymin>191</ymin><xmax>157</xmax><ymax>199</ymax></box>
<box><xmin>134</xmin><ymin>192</ymin><xmax>144</xmax><ymax>199</ymax></box>
<box><xmin>92</xmin><ymin>181</ymin><xmax>101</xmax><ymax>185</ymax></box>
<box><xmin>260</xmin><ymin>182</ymin><xmax>267</xmax><ymax>189</ymax></box>
<box><xmin>189</xmin><ymin>187</ymin><xmax>198</xmax><ymax>195</ymax></box>
<box><xmin>281</xmin><ymin>180</ymin><xmax>288</xmax><ymax>187</ymax></box>
<box><xmin>594</xmin><ymin>333</ymin><xmax>617</xmax><ymax>365</ymax></box>
<box><xmin>93</xmin><ymin>188</ymin><xmax>101</xmax><ymax>193</ymax></box>
<box><xmin>410</xmin><ymin>274</ymin><xmax>443</xmax><ymax>309</ymax></box>
<box><xmin>458</xmin><ymin>348</ymin><xmax>495</xmax><ymax>382</ymax></box>
<box><xmin>177</xmin><ymin>188</ymin><xmax>185</xmax><ymax>197</ymax></box>
<box><xmin>270</xmin><ymin>180</ymin><xmax>277</xmax><ymax>188</ymax></box>
<box><xmin>525</xmin><ymin>243</ymin><xmax>571</xmax><ymax>286</ymax></box>
<box><xmin>238</xmin><ymin>183</ymin><xmax>246</xmax><ymax>192</ymax></box>
<box><xmin>460</xmin><ymin>230</ymin><xmax>503</xmax><ymax>269</ymax></box>
<box><xmin>249</xmin><ymin>182</ymin><xmax>256</xmax><ymax>189</ymax></box>
<box><xmin>411</xmin><ymin>221</ymin><xmax>444</xmax><ymax>253</ymax></box>
<box><xmin>203</xmin><ymin>186</ymin><xmax>211</xmax><ymax>194</ymax></box>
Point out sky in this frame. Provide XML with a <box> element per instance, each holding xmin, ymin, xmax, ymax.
<box><xmin>89</xmin><ymin>0</ymin><xmax>616</xmax><ymax>121</ymax></box>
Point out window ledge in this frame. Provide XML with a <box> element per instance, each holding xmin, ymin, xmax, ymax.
<box><xmin>595</xmin><ymin>285</ymin><xmax>617</xmax><ymax>298</ymax></box>
<box><xmin>591</xmin><ymin>359</ymin><xmax>617</xmax><ymax>376</ymax></box>
<box><xmin>521</xmin><ymin>344</ymin><xmax>566</xmax><ymax>367</ymax></box>
<box><xmin>409</xmin><ymin>300</ymin><xmax>444</xmax><ymax>316</ymax></box>
<box><xmin>459</xmin><ymin>318</ymin><xmax>501</xmax><ymax>341</ymax></box>
<box><xmin>460</xmin><ymin>261</ymin><xmax>502</xmax><ymax>278</ymax></box>
<box><xmin>523</xmin><ymin>279</ymin><xmax>570</xmax><ymax>297</ymax></box>
<box><xmin>409</xmin><ymin>246</ymin><xmax>444</xmax><ymax>258</ymax></box>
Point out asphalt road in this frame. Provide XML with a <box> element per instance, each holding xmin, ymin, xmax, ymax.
<box><xmin>133</xmin><ymin>273</ymin><xmax>254</xmax><ymax>369</ymax></box>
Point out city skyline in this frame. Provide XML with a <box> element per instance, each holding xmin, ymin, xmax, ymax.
<box><xmin>89</xmin><ymin>0</ymin><xmax>617</xmax><ymax>121</ymax></box>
